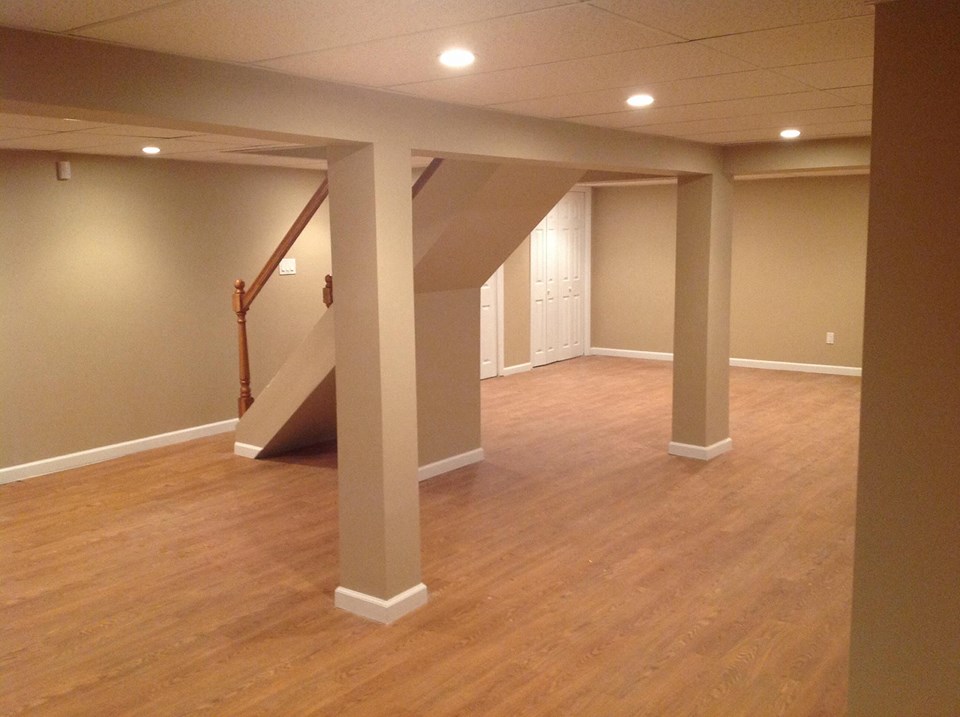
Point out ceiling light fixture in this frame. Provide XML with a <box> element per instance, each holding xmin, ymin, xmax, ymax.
<box><xmin>780</xmin><ymin>128</ymin><xmax>801</xmax><ymax>139</ymax></box>
<box><xmin>142</xmin><ymin>146</ymin><xmax>161</xmax><ymax>155</ymax></box>
<box><xmin>626</xmin><ymin>94</ymin><xmax>655</xmax><ymax>108</ymax></box>
<box><xmin>439</xmin><ymin>48</ymin><xmax>475</xmax><ymax>68</ymax></box>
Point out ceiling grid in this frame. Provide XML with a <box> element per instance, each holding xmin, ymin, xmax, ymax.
<box><xmin>0</xmin><ymin>1</ymin><xmax>874</xmax><ymax>166</ymax></box>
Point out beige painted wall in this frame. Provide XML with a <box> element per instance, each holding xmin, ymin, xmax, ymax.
<box><xmin>502</xmin><ymin>237</ymin><xmax>531</xmax><ymax>369</ymax></box>
<box><xmin>415</xmin><ymin>289</ymin><xmax>481</xmax><ymax>466</ymax></box>
<box><xmin>589</xmin><ymin>175</ymin><xmax>868</xmax><ymax>368</ymax></box>
<box><xmin>4</xmin><ymin>152</ymin><xmax>871</xmax><ymax>470</ymax></box>
<box><xmin>0</xmin><ymin>150</ymin><xmax>329</xmax><ymax>468</ymax></box>
<box><xmin>591</xmin><ymin>183</ymin><xmax>677</xmax><ymax>353</ymax></box>
<box><xmin>731</xmin><ymin>175</ymin><xmax>868</xmax><ymax>367</ymax></box>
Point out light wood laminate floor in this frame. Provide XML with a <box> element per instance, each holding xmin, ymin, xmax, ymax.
<box><xmin>1</xmin><ymin>357</ymin><xmax>859</xmax><ymax>716</ymax></box>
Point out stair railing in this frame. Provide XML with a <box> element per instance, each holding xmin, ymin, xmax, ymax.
<box><xmin>232</xmin><ymin>178</ymin><xmax>329</xmax><ymax>417</ymax></box>
<box><xmin>232</xmin><ymin>157</ymin><xmax>443</xmax><ymax>418</ymax></box>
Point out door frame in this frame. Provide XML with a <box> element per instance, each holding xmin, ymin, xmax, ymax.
<box><xmin>480</xmin><ymin>265</ymin><xmax>505</xmax><ymax>378</ymax></box>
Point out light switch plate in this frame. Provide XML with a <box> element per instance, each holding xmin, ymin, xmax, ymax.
<box><xmin>279</xmin><ymin>257</ymin><xmax>297</xmax><ymax>275</ymax></box>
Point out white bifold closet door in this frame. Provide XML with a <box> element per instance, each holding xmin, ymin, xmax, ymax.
<box><xmin>531</xmin><ymin>191</ymin><xmax>585</xmax><ymax>368</ymax></box>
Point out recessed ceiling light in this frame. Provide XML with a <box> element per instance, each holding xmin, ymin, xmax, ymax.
<box><xmin>780</xmin><ymin>128</ymin><xmax>801</xmax><ymax>139</ymax></box>
<box><xmin>626</xmin><ymin>94</ymin><xmax>655</xmax><ymax>108</ymax></box>
<box><xmin>142</xmin><ymin>146</ymin><xmax>161</xmax><ymax>155</ymax></box>
<box><xmin>439</xmin><ymin>48</ymin><xmax>475</xmax><ymax>68</ymax></box>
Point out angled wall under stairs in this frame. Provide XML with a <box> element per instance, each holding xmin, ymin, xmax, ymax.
<box><xmin>234</xmin><ymin>307</ymin><xmax>336</xmax><ymax>458</ymax></box>
<box><xmin>234</xmin><ymin>160</ymin><xmax>583</xmax><ymax>468</ymax></box>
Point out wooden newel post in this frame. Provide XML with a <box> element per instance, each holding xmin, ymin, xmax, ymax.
<box><xmin>323</xmin><ymin>274</ymin><xmax>334</xmax><ymax>308</ymax></box>
<box><xmin>233</xmin><ymin>279</ymin><xmax>254</xmax><ymax>417</ymax></box>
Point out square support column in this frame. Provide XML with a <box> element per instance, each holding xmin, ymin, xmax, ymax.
<box><xmin>849</xmin><ymin>1</ymin><xmax>960</xmax><ymax>713</ymax></box>
<box><xmin>327</xmin><ymin>143</ymin><xmax>426</xmax><ymax>623</ymax></box>
<box><xmin>669</xmin><ymin>172</ymin><xmax>734</xmax><ymax>460</ymax></box>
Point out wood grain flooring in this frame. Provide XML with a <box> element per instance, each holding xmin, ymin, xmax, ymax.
<box><xmin>0</xmin><ymin>357</ymin><xmax>859</xmax><ymax>716</ymax></box>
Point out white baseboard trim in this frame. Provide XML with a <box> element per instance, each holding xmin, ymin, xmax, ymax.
<box><xmin>501</xmin><ymin>362</ymin><xmax>532</xmax><ymax>376</ymax></box>
<box><xmin>418</xmin><ymin>448</ymin><xmax>484</xmax><ymax>482</ymax></box>
<box><xmin>0</xmin><ymin>418</ymin><xmax>239</xmax><ymax>485</ymax></box>
<box><xmin>668</xmin><ymin>438</ymin><xmax>733</xmax><ymax>461</ymax></box>
<box><xmin>591</xmin><ymin>347</ymin><xmax>674</xmax><ymax>362</ymax></box>
<box><xmin>729</xmin><ymin>357</ymin><xmax>861</xmax><ymax>376</ymax></box>
<box><xmin>335</xmin><ymin>582</ymin><xmax>428</xmax><ymax>624</ymax></box>
<box><xmin>591</xmin><ymin>348</ymin><xmax>861</xmax><ymax>376</ymax></box>
<box><xmin>233</xmin><ymin>442</ymin><xmax>263</xmax><ymax>459</ymax></box>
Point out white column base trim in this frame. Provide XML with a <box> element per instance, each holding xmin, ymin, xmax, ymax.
<box><xmin>0</xmin><ymin>418</ymin><xmax>239</xmax><ymax>485</ymax></box>
<box><xmin>729</xmin><ymin>358</ymin><xmax>861</xmax><ymax>376</ymax></box>
<box><xmin>334</xmin><ymin>583</ymin><xmax>428</xmax><ymax>623</ymax></box>
<box><xmin>668</xmin><ymin>438</ymin><xmax>733</xmax><ymax>461</ymax></box>
<box><xmin>591</xmin><ymin>347</ymin><xmax>673</xmax><ymax>362</ymax></box>
<box><xmin>501</xmin><ymin>362</ymin><xmax>532</xmax><ymax>376</ymax></box>
<box><xmin>418</xmin><ymin>448</ymin><xmax>484</xmax><ymax>481</ymax></box>
<box><xmin>233</xmin><ymin>442</ymin><xmax>263</xmax><ymax>459</ymax></box>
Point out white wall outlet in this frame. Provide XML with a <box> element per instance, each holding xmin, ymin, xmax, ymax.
<box><xmin>279</xmin><ymin>257</ymin><xmax>297</xmax><ymax>276</ymax></box>
<box><xmin>826</xmin><ymin>331</ymin><xmax>836</xmax><ymax>345</ymax></box>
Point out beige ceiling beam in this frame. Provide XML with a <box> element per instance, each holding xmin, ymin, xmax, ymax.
<box><xmin>0</xmin><ymin>26</ymin><xmax>721</xmax><ymax>176</ymax></box>
<box><xmin>723</xmin><ymin>137</ymin><xmax>871</xmax><ymax>178</ymax></box>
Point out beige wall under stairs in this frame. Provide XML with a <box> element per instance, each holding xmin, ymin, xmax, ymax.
<box><xmin>234</xmin><ymin>159</ymin><xmax>583</xmax><ymax>470</ymax></box>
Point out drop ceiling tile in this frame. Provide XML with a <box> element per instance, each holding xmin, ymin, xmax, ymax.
<box><xmin>701</xmin><ymin>15</ymin><xmax>874</xmax><ymax>68</ymax></box>
<box><xmin>186</xmin><ymin>133</ymin><xmax>301</xmax><ymax>147</ymax></box>
<box><xmin>261</xmin><ymin>4</ymin><xmax>680</xmax><ymax>87</ymax></box>
<box><xmin>195</xmin><ymin>153</ymin><xmax>327</xmax><ymax>170</ymax></box>
<box><xmin>636</xmin><ymin>105</ymin><xmax>872</xmax><ymax>138</ymax></box>
<box><xmin>0</xmin><ymin>127</ymin><xmax>51</xmax><ymax>141</ymax></box>
<box><xmin>76</xmin><ymin>0</ymin><xmax>576</xmax><ymax>64</ymax></box>
<box><xmin>669</xmin><ymin>127</ymin><xmax>793</xmax><ymax>144</ymax></box>
<box><xmin>798</xmin><ymin>119</ymin><xmax>873</xmax><ymax>137</ymax></box>
<box><xmin>589</xmin><ymin>0</ymin><xmax>872</xmax><ymax>40</ymax></box>
<box><xmin>392</xmin><ymin>42</ymin><xmax>754</xmax><ymax>106</ymax></box>
<box><xmin>82</xmin><ymin>125</ymin><xmax>205</xmax><ymax>139</ymax></box>
<box><xmin>0</xmin><ymin>1</ymin><xmax>167</xmax><ymax>33</ymax></box>
<box><xmin>0</xmin><ymin>131</ymin><xmax>125</xmax><ymax>151</ymax></box>
<box><xmin>1</xmin><ymin>2</ymin><xmax>877</xmax><ymax>157</ymax></box>
<box><xmin>829</xmin><ymin>85</ymin><xmax>873</xmax><ymax>105</ymax></box>
<box><xmin>684</xmin><ymin>119</ymin><xmax>872</xmax><ymax>145</ymax></box>
<box><xmin>490</xmin><ymin>70</ymin><xmax>813</xmax><ymax>119</ymax></box>
<box><xmin>776</xmin><ymin>56</ymin><xmax>874</xmax><ymax>89</ymax></box>
<box><xmin>0</xmin><ymin>114</ymin><xmax>107</xmax><ymax>132</ymax></box>
<box><xmin>490</xmin><ymin>88</ymin><xmax>650</xmax><ymax>120</ymax></box>
<box><xmin>70</xmin><ymin>136</ymin><xmax>262</xmax><ymax>157</ymax></box>
<box><xmin>570</xmin><ymin>90</ymin><xmax>857</xmax><ymax>130</ymax></box>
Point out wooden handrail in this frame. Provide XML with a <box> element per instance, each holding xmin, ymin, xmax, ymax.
<box><xmin>233</xmin><ymin>158</ymin><xmax>443</xmax><ymax>418</ymax></box>
<box><xmin>323</xmin><ymin>274</ymin><xmax>334</xmax><ymax>308</ymax></box>
<box><xmin>412</xmin><ymin>157</ymin><xmax>443</xmax><ymax>197</ymax></box>
<box><xmin>241</xmin><ymin>178</ymin><xmax>329</xmax><ymax>312</ymax></box>
<box><xmin>233</xmin><ymin>279</ymin><xmax>253</xmax><ymax>416</ymax></box>
<box><xmin>232</xmin><ymin>178</ymin><xmax>328</xmax><ymax>418</ymax></box>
